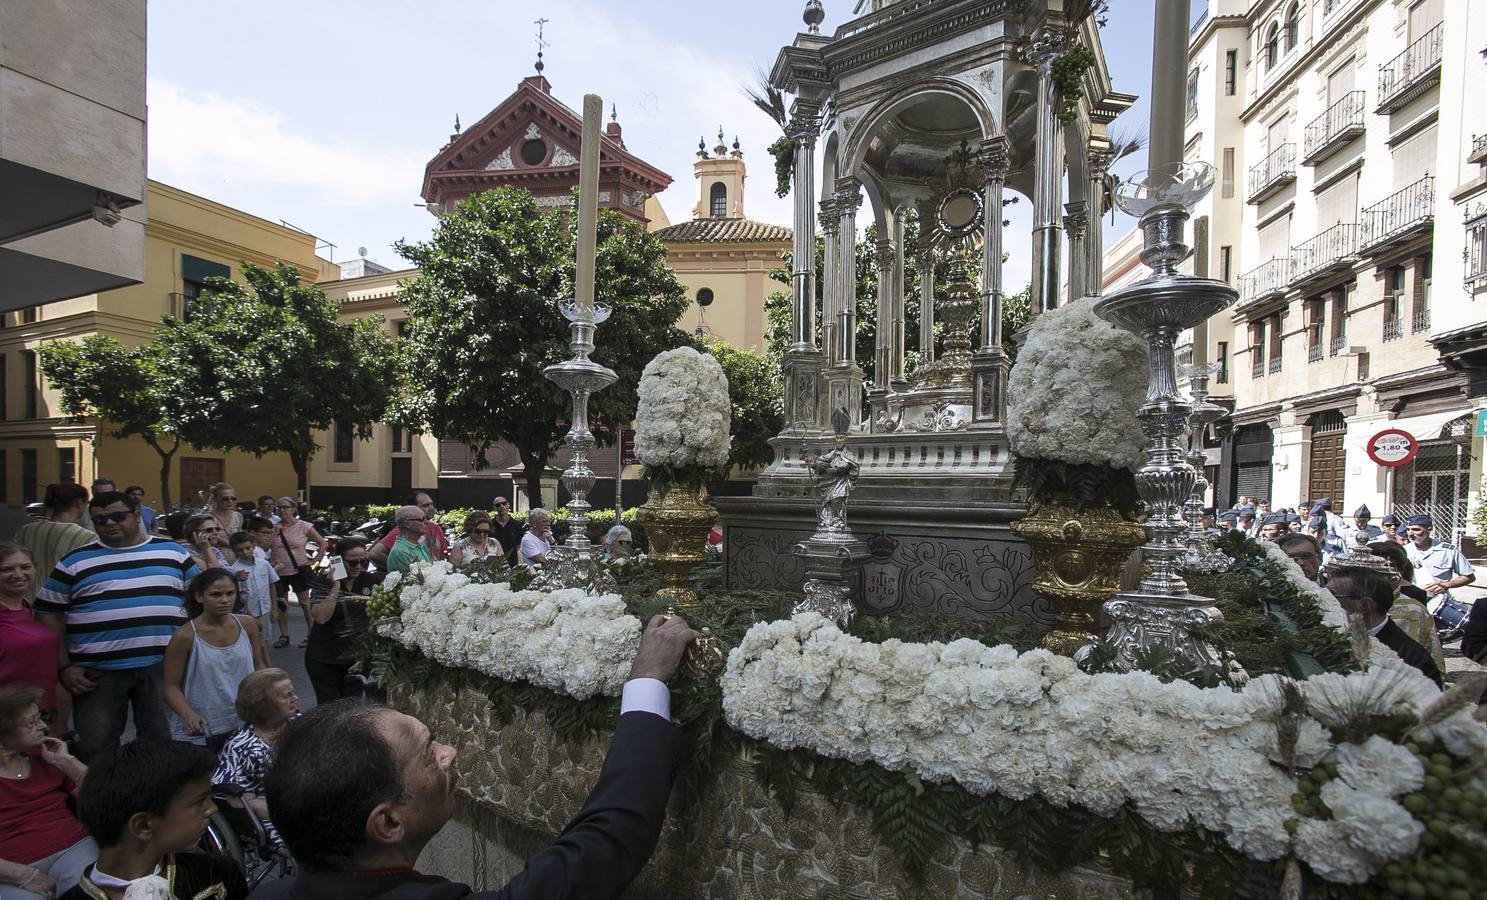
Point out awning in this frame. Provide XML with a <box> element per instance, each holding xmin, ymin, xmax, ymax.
<box><xmin>1368</xmin><ymin>409</ymin><xmax>1476</xmax><ymax>446</ymax></box>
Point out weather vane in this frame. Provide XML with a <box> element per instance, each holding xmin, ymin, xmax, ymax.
<box><xmin>534</xmin><ymin>18</ymin><xmax>550</xmax><ymax>73</ymax></box>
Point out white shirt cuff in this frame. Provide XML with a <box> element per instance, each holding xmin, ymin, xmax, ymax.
<box><xmin>620</xmin><ymin>677</ymin><xmax>671</xmax><ymax>722</ymax></box>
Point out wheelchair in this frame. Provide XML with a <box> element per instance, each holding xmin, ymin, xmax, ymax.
<box><xmin>199</xmin><ymin>782</ymin><xmax>295</xmax><ymax>890</ymax></box>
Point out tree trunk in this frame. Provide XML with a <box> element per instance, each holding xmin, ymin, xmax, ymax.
<box><xmin>144</xmin><ymin>434</ymin><xmax>180</xmax><ymax>510</ymax></box>
<box><xmin>289</xmin><ymin>450</ymin><xmax>309</xmax><ymax>507</ymax></box>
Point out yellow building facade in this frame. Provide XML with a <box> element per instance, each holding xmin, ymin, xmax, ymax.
<box><xmin>0</xmin><ymin>181</ymin><xmax>321</xmax><ymax>510</ymax></box>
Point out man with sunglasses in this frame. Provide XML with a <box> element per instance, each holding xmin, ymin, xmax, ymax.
<box><xmin>385</xmin><ymin>506</ymin><xmax>433</xmax><ymax>575</ymax></box>
<box><xmin>33</xmin><ymin>491</ymin><xmax>201</xmax><ymax>762</ymax></box>
<box><xmin>490</xmin><ymin>496</ymin><xmax>524</xmax><ymax>566</ymax></box>
<box><xmin>369</xmin><ymin>492</ymin><xmax>449</xmax><ymax>570</ymax></box>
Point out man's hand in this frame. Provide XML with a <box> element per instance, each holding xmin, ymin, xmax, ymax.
<box><xmin>1425</xmin><ymin>580</ymin><xmax>1449</xmax><ymax>596</ymax></box>
<box><xmin>59</xmin><ymin>666</ymin><xmax>95</xmax><ymax>695</ymax></box>
<box><xmin>628</xmin><ymin>614</ymin><xmax>700</xmax><ymax>685</ymax></box>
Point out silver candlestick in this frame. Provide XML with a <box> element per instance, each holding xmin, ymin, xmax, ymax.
<box><xmin>531</xmin><ymin>299</ymin><xmax>618</xmax><ymax>594</ymax></box>
<box><xmin>1093</xmin><ymin>162</ymin><xmax>1237</xmax><ymax>675</ymax></box>
<box><xmin>1179</xmin><ymin>362</ymin><xmax>1228</xmax><ymax>573</ymax></box>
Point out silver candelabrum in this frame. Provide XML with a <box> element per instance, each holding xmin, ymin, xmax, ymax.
<box><xmin>1180</xmin><ymin>362</ymin><xmax>1230</xmax><ymax>573</ymax></box>
<box><xmin>1092</xmin><ymin>162</ymin><xmax>1237</xmax><ymax>675</ymax></box>
<box><xmin>531</xmin><ymin>298</ymin><xmax>618</xmax><ymax>594</ymax></box>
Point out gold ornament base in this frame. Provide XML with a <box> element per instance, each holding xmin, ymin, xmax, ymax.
<box><xmin>637</xmin><ymin>481</ymin><xmax>718</xmax><ymax>610</ymax></box>
<box><xmin>1009</xmin><ymin>500</ymin><xmax>1146</xmax><ymax>655</ymax></box>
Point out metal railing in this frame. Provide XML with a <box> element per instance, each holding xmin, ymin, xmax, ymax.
<box><xmin>1383</xmin><ymin>317</ymin><xmax>1403</xmax><ymax>341</ymax></box>
<box><xmin>1239</xmin><ymin>258</ymin><xmax>1291</xmax><ymax>306</ymax></box>
<box><xmin>1361</xmin><ymin>176</ymin><xmax>1434</xmax><ymax>250</ymax></box>
<box><xmin>1251</xmin><ymin>358</ymin><xmax>1266</xmax><ymax>379</ymax></box>
<box><xmin>1303</xmin><ymin>92</ymin><xmax>1365</xmax><ymax>163</ymax></box>
<box><xmin>1268</xmin><ymin>355</ymin><xmax>1283</xmax><ymax>374</ymax></box>
<box><xmin>1468</xmin><ymin>213</ymin><xmax>1487</xmax><ymax>288</ymax></box>
<box><xmin>1292</xmin><ymin>223</ymin><xmax>1359</xmax><ymax>282</ymax></box>
<box><xmin>1309</xmin><ymin>341</ymin><xmax>1324</xmax><ymax>363</ymax></box>
<box><xmin>1413</xmin><ymin>307</ymin><xmax>1431</xmax><ymax>333</ymax></box>
<box><xmin>1330</xmin><ymin>334</ymin><xmax>1349</xmax><ymax>357</ymax></box>
<box><xmin>1471</xmin><ymin>134</ymin><xmax>1487</xmax><ymax>164</ymax></box>
<box><xmin>1248</xmin><ymin>144</ymin><xmax>1297</xmax><ymax>200</ymax></box>
<box><xmin>1378</xmin><ymin>23</ymin><xmax>1444</xmax><ymax>111</ymax></box>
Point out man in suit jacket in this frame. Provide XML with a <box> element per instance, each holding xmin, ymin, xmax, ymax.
<box><xmin>1327</xmin><ymin>565</ymin><xmax>1443</xmax><ymax>688</ymax></box>
<box><xmin>251</xmin><ymin>613</ymin><xmax>699</xmax><ymax>899</ymax></box>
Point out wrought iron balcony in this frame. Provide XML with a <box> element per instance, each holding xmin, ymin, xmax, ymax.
<box><xmin>1251</xmin><ymin>358</ymin><xmax>1265</xmax><ymax>379</ymax></box>
<box><xmin>1239</xmin><ymin>258</ymin><xmax>1291</xmax><ymax>309</ymax></box>
<box><xmin>1291</xmin><ymin>223</ymin><xmax>1359</xmax><ymax>284</ymax></box>
<box><xmin>1413</xmin><ymin>307</ymin><xmax>1431</xmax><ymax>333</ymax></box>
<box><xmin>1308</xmin><ymin>340</ymin><xmax>1324</xmax><ymax>363</ymax></box>
<box><xmin>1248</xmin><ymin>144</ymin><xmax>1297</xmax><ymax>204</ymax></box>
<box><xmin>1470</xmin><ymin>134</ymin><xmax>1487</xmax><ymax>166</ymax></box>
<box><xmin>1384</xmin><ymin>317</ymin><xmax>1403</xmax><ymax>342</ymax></box>
<box><xmin>1360</xmin><ymin>176</ymin><xmax>1434</xmax><ymax>254</ymax></box>
<box><xmin>1303</xmin><ymin>92</ymin><xmax>1365</xmax><ymax>165</ymax></box>
<box><xmin>1268</xmin><ymin>355</ymin><xmax>1283</xmax><ymax>374</ymax></box>
<box><xmin>1330</xmin><ymin>334</ymin><xmax>1348</xmax><ymax>357</ymax></box>
<box><xmin>1377</xmin><ymin>23</ymin><xmax>1443</xmax><ymax>113</ymax></box>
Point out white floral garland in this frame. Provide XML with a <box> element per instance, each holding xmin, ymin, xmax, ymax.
<box><xmin>634</xmin><ymin>347</ymin><xmax>731</xmax><ymax>472</ymax></box>
<box><xmin>1006</xmin><ymin>296</ymin><xmax>1149</xmax><ymax>470</ymax></box>
<box><xmin>381</xmin><ymin>563</ymin><xmax>641</xmax><ymax>700</ymax></box>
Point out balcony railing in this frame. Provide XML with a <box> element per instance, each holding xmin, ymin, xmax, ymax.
<box><xmin>1470</xmin><ymin>134</ymin><xmax>1487</xmax><ymax>166</ymax></box>
<box><xmin>1291</xmin><ymin>223</ymin><xmax>1359</xmax><ymax>283</ymax></box>
<box><xmin>1268</xmin><ymin>355</ymin><xmax>1283</xmax><ymax>374</ymax></box>
<box><xmin>1330</xmin><ymin>334</ymin><xmax>1349</xmax><ymax>357</ymax></box>
<box><xmin>1303</xmin><ymin>92</ymin><xmax>1366</xmax><ymax>165</ymax></box>
<box><xmin>1384</xmin><ymin>317</ymin><xmax>1403</xmax><ymax>341</ymax></box>
<box><xmin>1377</xmin><ymin>23</ymin><xmax>1444</xmax><ymax>112</ymax></box>
<box><xmin>1360</xmin><ymin>176</ymin><xmax>1434</xmax><ymax>252</ymax></box>
<box><xmin>1468</xmin><ymin>213</ymin><xmax>1487</xmax><ymax>289</ymax></box>
<box><xmin>1308</xmin><ymin>341</ymin><xmax>1324</xmax><ymax>363</ymax></box>
<box><xmin>1413</xmin><ymin>307</ymin><xmax>1431</xmax><ymax>333</ymax></box>
<box><xmin>1239</xmin><ymin>258</ymin><xmax>1291</xmax><ymax>307</ymax></box>
<box><xmin>1251</xmin><ymin>358</ymin><xmax>1265</xmax><ymax>379</ymax></box>
<box><xmin>1248</xmin><ymin>144</ymin><xmax>1298</xmax><ymax>203</ymax></box>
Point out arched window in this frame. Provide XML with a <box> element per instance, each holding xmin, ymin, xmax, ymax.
<box><xmin>1283</xmin><ymin>3</ymin><xmax>1300</xmax><ymax>54</ymax></box>
<box><xmin>710</xmin><ymin>182</ymin><xmax>728</xmax><ymax>218</ymax></box>
<box><xmin>1264</xmin><ymin>24</ymin><xmax>1280</xmax><ymax>71</ymax></box>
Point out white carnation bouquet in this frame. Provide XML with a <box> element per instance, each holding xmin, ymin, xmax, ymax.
<box><xmin>1006</xmin><ymin>297</ymin><xmax>1149</xmax><ymax>510</ymax></box>
<box><xmin>634</xmin><ymin>346</ymin><xmax>732</xmax><ymax>483</ymax></box>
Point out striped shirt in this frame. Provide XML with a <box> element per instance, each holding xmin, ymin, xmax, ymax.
<box><xmin>34</xmin><ymin>536</ymin><xmax>201</xmax><ymax>671</ymax></box>
<box><xmin>13</xmin><ymin>520</ymin><xmax>95</xmax><ymax>603</ymax></box>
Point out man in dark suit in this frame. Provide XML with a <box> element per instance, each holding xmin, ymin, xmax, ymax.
<box><xmin>1327</xmin><ymin>565</ymin><xmax>1443</xmax><ymax>688</ymax></box>
<box><xmin>251</xmin><ymin>613</ymin><xmax>699</xmax><ymax>899</ymax></box>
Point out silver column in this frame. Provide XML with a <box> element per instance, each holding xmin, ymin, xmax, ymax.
<box><xmin>819</xmin><ymin>197</ymin><xmax>840</xmax><ymax>363</ymax></box>
<box><xmin>836</xmin><ymin>182</ymin><xmax>862</xmax><ymax>365</ymax></box>
<box><xmin>918</xmin><ymin>247</ymin><xmax>935</xmax><ymax>364</ymax></box>
<box><xmin>789</xmin><ymin>110</ymin><xmax>821</xmax><ymax>350</ymax></box>
<box><xmin>1064</xmin><ymin>200</ymin><xmax>1089</xmax><ymax>303</ymax></box>
<box><xmin>1085</xmin><ymin>146</ymin><xmax>1114</xmax><ymax>297</ymax></box>
<box><xmin>874</xmin><ymin>237</ymin><xmax>895</xmax><ymax>383</ymax></box>
<box><xmin>980</xmin><ymin>139</ymin><xmax>1010</xmax><ymax>350</ymax></box>
<box><xmin>1029</xmin><ymin>29</ymin><xmax>1068</xmax><ymax>316</ymax></box>
<box><xmin>890</xmin><ymin>213</ymin><xmax>907</xmax><ymax>384</ymax></box>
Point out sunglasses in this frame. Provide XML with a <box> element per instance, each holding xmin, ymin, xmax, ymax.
<box><xmin>277</xmin><ymin>504</ymin><xmax>294</xmax><ymax>510</ymax></box>
<box><xmin>197</xmin><ymin>526</ymin><xmax>223</xmax><ymax>534</ymax></box>
<box><xmin>344</xmin><ymin>558</ymin><xmax>367</xmax><ymax>567</ymax></box>
<box><xmin>473</xmin><ymin>528</ymin><xmax>492</xmax><ymax>536</ymax></box>
<box><xmin>219</xmin><ymin>496</ymin><xmax>237</xmax><ymax>501</ymax></box>
<box><xmin>91</xmin><ymin>511</ymin><xmax>132</xmax><ymax>526</ymax></box>
<box><xmin>616</xmin><ymin>539</ymin><xmax>632</xmax><ymax>545</ymax></box>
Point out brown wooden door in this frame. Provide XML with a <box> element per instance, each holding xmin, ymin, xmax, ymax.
<box><xmin>179</xmin><ymin>457</ymin><xmax>224</xmax><ymax>511</ymax></box>
<box><xmin>391</xmin><ymin>457</ymin><xmax>412</xmax><ymax>502</ymax></box>
<box><xmin>1308</xmin><ymin>432</ymin><xmax>1346</xmax><ymax>509</ymax></box>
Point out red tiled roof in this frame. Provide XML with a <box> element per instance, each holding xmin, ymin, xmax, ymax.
<box><xmin>653</xmin><ymin>217</ymin><xmax>792</xmax><ymax>244</ymax></box>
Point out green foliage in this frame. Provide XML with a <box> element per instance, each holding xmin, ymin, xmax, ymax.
<box><xmin>767</xmin><ymin>136</ymin><xmax>796</xmax><ymax>198</ymax></box>
<box><xmin>1012</xmin><ymin>456</ymin><xmax>1142</xmax><ymax>518</ymax></box>
<box><xmin>692</xmin><ymin>339</ymin><xmax>782</xmax><ymax>469</ymax></box>
<box><xmin>392</xmin><ymin>187</ymin><xmax>690</xmax><ymax>504</ymax></box>
<box><xmin>37</xmin><ymin>335</ymin><xmax>183</xmax><ymax>507</ymax></box>
<box><xmin>1050</xmin><ymin>44</ymin><xmax>1098</xmax><ymax>126</ymax></box>
<box><xmin>151</xmin><ymin>260</ymin><xmax>395</xmax><ymax>493</ymax></box>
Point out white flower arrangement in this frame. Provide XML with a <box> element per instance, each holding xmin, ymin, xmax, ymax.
<box><xmin>1006</xmin><ymin>297</ymin><xmax>1149</xmax><ymax>470</ymax></box>
<box><xmin>634</xmin><ymin>347</ymin><xmax>731</xmax><ymax>476</ymax></box>
<box><xmin>389</xmin><ymin>561</ymin><xmax>641</xmax><ymax>699</ymax></box>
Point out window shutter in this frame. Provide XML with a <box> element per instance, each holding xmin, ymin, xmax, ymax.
<box><xmin>1315</xmin><ymin>174</ymin><xmax>1358</xmax><ymax>227</ymax></box>
<box><xmin>1259</xmin><ymin>214</ymin><xmax>1291</xmax><ymax>261</ymax></box>
<box><xmin>1392</xmin><ymin>124</ymin><xmax>1437</xmax><ymax>190</ymax></box>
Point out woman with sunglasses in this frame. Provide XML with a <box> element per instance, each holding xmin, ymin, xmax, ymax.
<box><xmin>303</xmin><ymin>538</ymin><xmax>374</xmax><ymax>705</ymax></box>
<box><xmin>205</xmin><ymin>483</ymin><xmax>244</xmax><ymax>548</ymax></box>
<box><xmin>270</xmin><ymin>498</ymin><xmax>327</xmax><ymax>648</ymax></box>
<box><xmin>183</xmin><ymin>513</ymin><xmax>231</xmax><ymax>576</ymax></box>
<box><xmin>448</xmin><ymin>511</ymin><xmax>506</xmax><ymax>575</ymax></box>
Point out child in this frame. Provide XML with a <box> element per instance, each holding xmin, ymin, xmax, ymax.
<box><xmin>229</xmin><ymin>530</ymin><xmax>279</xmax><ymax>647</ymax></box>
<box><xmin>247</xmin><ymin>517</ymin><xmax>291</xmax><ymax>648</ymax></box>
<box><xmin>62</xmin><ymin>739</ymin><xmax>246</xmax><ymax>899</ymax></box>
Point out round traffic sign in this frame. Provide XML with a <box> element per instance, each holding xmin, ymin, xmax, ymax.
<box><xmin>1366</xmin><ymin>428</ymin><xmax>1417</xmax><ymax>467</ymax></box>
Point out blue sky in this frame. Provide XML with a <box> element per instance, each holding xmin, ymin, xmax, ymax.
<box><xmin>146</xmin><ymin>0</ymin><xmax>1182</xmax><ymax>289</ymax></box>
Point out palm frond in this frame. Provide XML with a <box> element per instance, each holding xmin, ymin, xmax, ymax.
<box><xmin>742</xmin><ymin>65</ymin><xmax>789</xmax><ymax>130</ymax></box>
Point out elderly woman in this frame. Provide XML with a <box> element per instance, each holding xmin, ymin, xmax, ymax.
<box><xmin>0</xmin><ymin>686</ymin><xmax>95</xmax><ymax>899</ymax></box>
<box><xmin>449</xmin><ymin>511</ymin><xmax>504</xmax><ymax>575</ymax></box>
<box><xmin>603</xmin><ymin>525</ymin><xmax>633</xmax><ymax>561</ymax></box>
<box><xmin>519</xmin><ymin>508</ymin><xmax>553</xmax><ymax>566</ymax></box>
<box><xmin>212</xmin><ymin>668</ymin><xmax>298</xmax><ymax>849</ymax></box>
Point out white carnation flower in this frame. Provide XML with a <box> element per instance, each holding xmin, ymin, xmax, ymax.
<box><xmin>1336</xmin><ymin>736</ymin><xmax>1425</xmax><ymax>797</ymax></box>
<box><xmin>634</xmin><ymin>347</ymin><xmax>731</xmax><ymax>471</ymax></box>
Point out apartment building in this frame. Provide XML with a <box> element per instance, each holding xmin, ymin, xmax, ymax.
<box><xmin>1124</xmin><ymin>0</ymin><xmax>1487</xmax><ymax>542</ymax></box>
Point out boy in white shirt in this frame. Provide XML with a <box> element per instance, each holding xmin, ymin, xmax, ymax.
<box><xmin>229</xmin><ymin>530</ymin><xmax>280</xmax><ymax>645</ymax></box>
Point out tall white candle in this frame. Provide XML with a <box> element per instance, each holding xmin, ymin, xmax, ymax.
<box><xmin>1148</xmin><ymin>0</ymin><xmax>1190</xmax><ymax>183</ymax></box>
<box><xmin>575</xmin><ymin>93</ymin><xmax>603</xmax><ymax>320</ymax></box>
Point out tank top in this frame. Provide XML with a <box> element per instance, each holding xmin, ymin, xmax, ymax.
<box><xmin>170</xmin><ymin>616</ymin><xmax>254</xmax><ymax>743</ymax></box>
